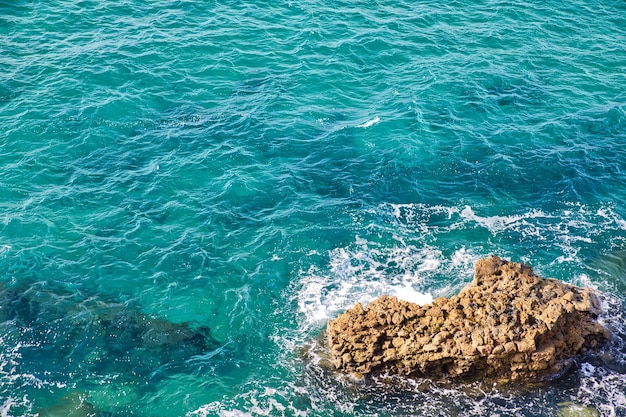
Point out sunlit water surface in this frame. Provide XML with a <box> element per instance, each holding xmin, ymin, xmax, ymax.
<box><xmin>1</xmin><ymin>1</ymin><xmax>626</xmax><ymax>416</ymax></box>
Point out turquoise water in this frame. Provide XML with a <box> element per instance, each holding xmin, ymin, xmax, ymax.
<box><xmin>1</xmin><ymin>0</ymin><xmax>626</xmax><ymax>415</ymax></box>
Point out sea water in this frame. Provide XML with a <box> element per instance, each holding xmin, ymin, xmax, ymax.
<box><xmin>1</xmin><ymin>0</ymin><xmax>625</xmax><ymax>416</ymax></box>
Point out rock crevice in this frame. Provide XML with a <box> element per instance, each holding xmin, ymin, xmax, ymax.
<box><xmin>326</xmin><ymin>256</ymin><xmax>609</xmax><ymax>382</ymax></box>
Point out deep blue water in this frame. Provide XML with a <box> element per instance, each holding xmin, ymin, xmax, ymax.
<box><xmin>1</xmin><ymin>1</ymin><xmax>626</xmax><ymax>415</ymax></box>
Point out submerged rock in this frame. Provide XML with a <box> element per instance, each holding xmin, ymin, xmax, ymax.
<box><xmin>326</xmin><ymin>256</ymin><xmax>609</xmax><ymax>382</ymax></box>
<box><xmin>36</xmin><ymin>392</ymin><xmax>98</xmax><ymax>417</ymax></box>
<box><xmin>557</xmin><ymin>402</ymin><xmax>600</xmax><ymax>417</ymax></box>
<box><xmin>0</xmin><ymin>281</ymin><xmax>219</xmax><ymax>380</ymax></box>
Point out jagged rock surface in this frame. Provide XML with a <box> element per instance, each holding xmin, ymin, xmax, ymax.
<box><xmin>326</xmin><ymin>256</ymin><xmax>609</xmax><ymax>382</ymax></box>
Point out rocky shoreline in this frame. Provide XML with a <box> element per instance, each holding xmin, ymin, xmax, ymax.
<box><xmin>326</xmin><ymin>256</ymin><xmax>609</xmax><ymax>382</ymax></box>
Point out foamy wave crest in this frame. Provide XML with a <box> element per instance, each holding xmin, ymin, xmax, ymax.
<box><xmin>384</xmin><ymin>202</ymin><xmax>626</xmax><ymax>271</ymax></box>
<box><xmin>391</xmin><ymin>286</ymin><xmax>433</xmax><ymax>305</ymax></box>
<box><xmin>459</xmin><ymin>206</ymin><xmax>552</xmax><ymax>235</ymax></box>
<box><xmin>296</xmin><ymin>202</ymin><xmax>626</xmax><ymax>333</ymax></box>
<box><xmin>296</xmin><ymin>238</ymin><xmax>478</xmax><ymax>331</ymax></box>
<box><xmin>189</xmin><ymin>386</ymin><xmax>309</xmax><ymax>417</ymax></box>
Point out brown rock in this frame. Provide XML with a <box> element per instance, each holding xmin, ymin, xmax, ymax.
<box><xmin>326</xmin><ymin>256</ymin><xmax>609</xmax><ymax>382</ymax></box>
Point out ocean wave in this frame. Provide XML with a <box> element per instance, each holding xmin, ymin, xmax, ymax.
<box><xmin>3</xmin><ymin>0</ymin><xmax>626</xmax><ymax>414</ymax></box>
<box><xmin>357</xmin><ymin>116</ymin><xmax>380</xmax><ymax>128</ymax></box>
<box><xmin>293</xmin><ymin>201</ymin><xmax>626</xmax><ymax>334</ymax></box>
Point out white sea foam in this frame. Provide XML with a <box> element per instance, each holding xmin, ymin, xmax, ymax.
<box><xmin>598</xmin><ymin>207</ymin><xmax>626</xmax><ymax>231</ymax></box>
<box><xmin>459</xmin><ymin>205</ymin><xmax>550</xmax><ymax>235</ymax></box>
<box><xmin>190</xmin><ymin>387</ymin><xmax>309</xmax><ymax>417</ymax></box>
<box><xmin>295</xmin><ymin>237</ymin><xmax>478</xmax><ymax>331</ymax></box>
<box><xmin>578</xmin><ymin>362</ymin><xmax>626</xmax><ymax>417</ymax></box>
<box><xmin>391</xmin><ymin>285</ymin><xmax>433</xmax><ymax>305</ymax></box>
<box><xmin>383</xmin><ymin>202</ymin><xmax>626</xmax><ymax>274</ymax></box>
<box><xmin>0</xmin><ymin>339</ymin><xmax>35</xmax><ymax>417</ymax></box>
<box><xmin>296</xmin><ymin>243</ymin><xmax>439</xmax><ymax>330</ymax></box>
<box><xmin>219</xmin><ymin>411</ymin><xmax>253</xmax><ymax>417</ymax></box>
<box><xmin>188</xmin><ymin>405</ymin><xmax>254</xmax><ymax>417</ymax></box>
<box><xmin>0</xmin><ymin>394</ymin><xmax>18</xmax><ymax>417</ymax></box>
<box><xmin>357</xmin><ymin>115</ymin><xmax>380</xmax><ymax>128</ymax></box>
<box><xmin>570</xmin><ymin>289</ymin><xmax>626</xmax><ymax>417</ymax></box>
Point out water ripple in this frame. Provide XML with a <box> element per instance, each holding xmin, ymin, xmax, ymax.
<box><xmin>1</xmin><ymin>0</ymin><xmax>626</xmax><ymax>415</ymax></box>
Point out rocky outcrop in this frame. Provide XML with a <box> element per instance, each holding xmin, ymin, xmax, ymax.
<box><xmin>326</xmin><ymin>256</ymin><xmax>609</xmax><ymax>382</ymax></box>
